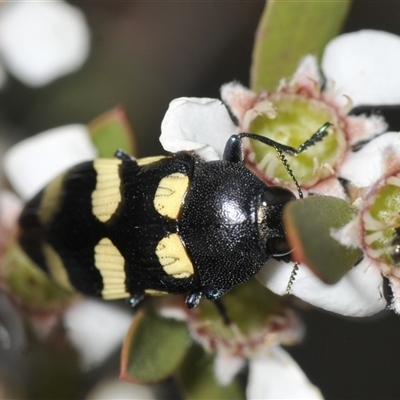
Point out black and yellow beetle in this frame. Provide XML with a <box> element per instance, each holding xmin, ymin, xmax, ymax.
<box><xmin>18</xmin><ymin>124</ymin><xmax>330</xmax><ymax>311</ymax></box>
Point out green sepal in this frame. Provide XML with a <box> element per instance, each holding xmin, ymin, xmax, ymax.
<box><xmin>88</xmin><ymin>107</ymin><xmax>138</xmax><ymax>158</ymax></box>
<box><xmin>177</xmin><ymin>344</ymin><xmax>245</xmax><ymax>400</ymax></box>
<box><xmin>251</xmin><ymin>0</ymin><xmax>351</xmax><ymax>91</ymax></box>
<box><xmin>120</xmin><ymin>308</ymin><xmax>190</xmax><ymax>384</ymax></box>
<box><xmin>284</xmin><ymin>196</ymin><xmax>362</xmax><ymax>284</ymax></box>
<box><xmin>2</xmin><ymin>243</ymin><xmax>75</xmax><ymax>313</ymax></box>
<box><xmin>194</xmin><ymin>279</ymin><xmax>284</xmax><ymax>339</ymax></box>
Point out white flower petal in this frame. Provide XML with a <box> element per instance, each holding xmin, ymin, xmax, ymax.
<box><xmin>160</xmin><ymin>97</ymin><xmax>238</xmax><ymax>161</ymax></box>
<box><xmin>3</xmin><ymin>124</ymin><xmax>97</xmax><ymax>200</ymax></box>
<box><xmin>220</xmin><ymin>81</ymin><xmax>257</xmax><ymax>123</ymax></box>
<box><xmin>345</xmin><ymin>114</ymin><xmax>387</xmax><ymax>146</ymax></box>
<box><xmin>339</xmin><ymin>132</ymin><xmax>400</xmax><ymax>187</ymax></box>
<box><xmin>214</xmin><ymin>350</ymin><xmax>245</xmax><ymax>386</ymax></box>
<box><xmin>157</xmin><ymin>304</ymin><xmax>187</xmax><ymax>321</ymax></box>
<box><xmin>64</xmin><ymin>299</ymin><xmax>132</xmax><ymax>370</ymax></box>
<box><xmin>0</xmin><ymin>190</ymin><xmax>22</xmax><ymax>230</ymax></box>
<box><xmin>322</xmin><ymin>30</ymin><xmax>400</xmax><ymax>107</ymax></box>
<box><xmin>288</xmin><ymin>55</ymin><xmax>322</xmax><ymax>91</ymax></box>
<box><xmin>0</xmin><ymin>1</ymin><xmax>90</xmax><ymax>87</ymax></box>
<box><xmin>331</xmin><ymin>217</ymin><xmax>363</xmax><ymax>249</ymax></box>
<box><xmin>87</xmin><ymin>378</ymin><xmax>157</xmax><ymax>400</ymax></box>
<box><xmin>309</xmin><ymin>176</ymin><xmax>347</xmax><ymax>199</ymax></box>
<box><xmin>257</xmin><ymin>258</ymin><xmax>386</xmax><ymax>317</ymax></box>
<box><xmin>247</xmin><ymin>347</ymin><xmax>323</xmax><ymax>400</ymax></box>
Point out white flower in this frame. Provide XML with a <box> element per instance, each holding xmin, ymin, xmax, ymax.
<box><xmin>159</xmin><ymin>30</ymin><xmax>400</xmax><ymax>317</ymax></box>
<box><xmin>322</xmin><ymin>30</ymin><xmax>400</xmax><ymax>107</ymax></box>
<box><xmin>3</xmin><ymin>124</ymin><xmax>97</xmax><ymax>200</ymax></box>
<box><xmin>332</xmin><ymin>134</ymin><xmax>400</xmax><ymax>315</ymax></box>
<box><xmin>160</xmin><ymin>97</ymin><xmax>240</xmax><ymax>161</ymax></box>
<box><xmin>86</xmin><ymin>378</ymin><xmax>157</xmax><ymax>400</ymax></box>
<box><xmin>64</xmin><ymin>298</ymin><xmax>132</xmax><ymax>370</ymax></box>
<box><xmin>247</xmin><ymin>347</ymin><xmax>323</xmax><ymax>400</ymax></box>
<box><xmin>0</xmin><ymin>1</ymin><xmax>90</xmax><ymax>87</ymax></box>
<box><xmin>158</xmin><ymin>294</ymin><xmax>321</xmax><ymax>399</ymax></box>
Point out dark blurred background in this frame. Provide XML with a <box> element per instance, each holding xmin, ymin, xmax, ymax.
<box><xmin>2</xmin><ymin>1</ymin><xmax>400</xmax><ymax>399</ymax></box>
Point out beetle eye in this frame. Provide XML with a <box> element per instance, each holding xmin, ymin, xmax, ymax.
<box><xmin>262</xmin><ymin>186</ymin><xmax>295</xmax><ymax>207</ymax></box>
<box><xmin>267</xmin><ymin>237</ymin><xmax>292</xmax><ymax>257</ymax></box>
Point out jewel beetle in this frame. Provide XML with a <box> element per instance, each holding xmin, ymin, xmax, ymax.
<box><xmin>17</xmin><ymin>123</ymin><xmax>330</xmax><ymax>311</ymax></box>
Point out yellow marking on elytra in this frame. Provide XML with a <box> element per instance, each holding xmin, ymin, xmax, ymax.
<box><xmin>92</xmin><ymin>159</ymin><xmax>122</xmax><ymax>223</ymax></box>
<box><xmin>94</xmin><ymin>237</ymin><xmax>130</xmax><ymax>299</ymax></box>
<box><xmin>136</xmin><ymin>155</ymin><xmax>168</xmax><ymax>166</ymax></box>
<box><xmin>100</xmin><ymin>292</ymin><xmax>129</xmax><ymax>300</ymax></box>
<box><xmin>156</xmin><ymin>233</ymin><xmax>194</xmax><ymax>279</ymax></box>
<box><xmin>145</xmin><ymin>289</ymin><xmax>168</xmax><ymax>296</ymax></box>
<box><xmin>154</xmin><ymin>172</ymin><xmax>189</xmax><ymax>219</ymax></box>
<box><xmin>39</xmin><ymin>171</ymin><xmax>67</xmax><ymax>226</ymax></box>
<box><xmin>42</xmin><ymin>243</ymin><xmax>75</xmax><ymax>292</ymax></box>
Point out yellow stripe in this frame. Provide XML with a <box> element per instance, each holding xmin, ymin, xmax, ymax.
<box><xmin>145</xmin><ymin>289</ymin><xmax>168</xmax><ymax>296</ymax></box>
<box><xmin>154</xmin><ymin>172</ymin><xmax>189</xmax><ymax>219</ymax></box>
<box><xmin>94</xmin><ymin>237</ymin><xmax>130</xmax><ymax>299</ymax></box>
<box><xmin>136</xmin><ymin>156</ymin><xmax>167</xmax><ymax>166</ymax></box>
<box><xmin>96</xmin><ymin>270</ymin><xmax>126</xmax><ymax>279</ymax></box>
<box><xmin>156</xmin><ymin>233</ymin><xmax>194</xmax><ymax>279</ymax></box>
<box><xmin>101</xmin><ymin>287</ymin><xmax>129</xmax><ymax>294</ymax></box>
<box><xmin>92</xmin><ymin>159</ymin><xmax>122</xmax><ymax>222</ymax></box>
<box><xmin>102</xmin><ymin>292</ymin><xmax>130</xmax><ymax>300</ymax></box>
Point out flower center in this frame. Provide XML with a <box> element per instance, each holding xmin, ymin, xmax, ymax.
<box><xmin>361</xmin><ymin>173</ymin><xmax>400</xmax><ymax>271</ymax></box>
<box><xmin>247</xmin><ymin>94</ymin><xmax>347</xmax><ymax>188</ymax></box>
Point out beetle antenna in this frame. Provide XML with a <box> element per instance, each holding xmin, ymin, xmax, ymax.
<box><xmin>275</xmin><ymin>123</ymin><xmax>332</xmax><ymax>293</ymax></box>
<box><xmin>273</xmin><ymin>146</ymin><xmax>303</xmax><ymax>199</ymax></box>
<box><xmin>233</xmin><ymin>122</ymin><xmax>332</xmax><ymax>199</ymax></box>
<box><xmin>285</xmin><ymin>262</ymin><xmax>299</xmax><ymax>295</ymax></box>
<box><xmin>237</xmin><ymin>122</ymin><xmax>332</xmax><ymax>157</ymax></box>
<box><xmin>274</xmin><ymin>150</ymin><xmax>302</xmax><ymax>294</ymax></box>
<box><xmin>296</xmin><ymin>122</ymin><xmax>332</xmax><ymax>153</ymax></box>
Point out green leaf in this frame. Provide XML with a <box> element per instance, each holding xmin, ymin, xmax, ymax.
<box><xmin>284</xmin><ymin>196</ymin><xmax>362</xmax><ymax>284</ymax></box>
<box><xmin>251</xmin><ymin>0</ymin><xmax>351</xmax><ymax>91</ymax></box>
<box><xmin>88</xmin><ymin>107</ymin><xmax>138</xmax><ymax>158</ymax></box>
<box><xmin>177</xmin><ymin>344</ymin><xmax>245</xmax><ymax>400</ymax></box>
<box><xmin>2</xmin><ymin>243</ymin><xmax>75</xmax><ymax>313</ymax></box>
<box><xmin>120</xmin><ymin>309</ymin><xmax>190</xmax><ymax>384</ymax></box>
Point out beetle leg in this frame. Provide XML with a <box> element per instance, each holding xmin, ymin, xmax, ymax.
<box><xmin>128</xmin><ymin>293</ymin><xmax>145</xmax><ymax>310</ymax></box>
<box><xmin>114</xmin><ymin>149</ymin><xmax>137</xmax><ymax>162</ymax></box>
<box><xmin>185</xmin><ymin>289</ymin><xmax>203</xmax><ymax>309</ymax></box>
<box><xmin>186</xmin><ymin>289</ymin><xmax>231</xmax><ymax>325</ymax></box>
<box><xmin>213</xmin><ymin>299</ymin><xmax>231</xmax><ymax>325</ymax></box>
